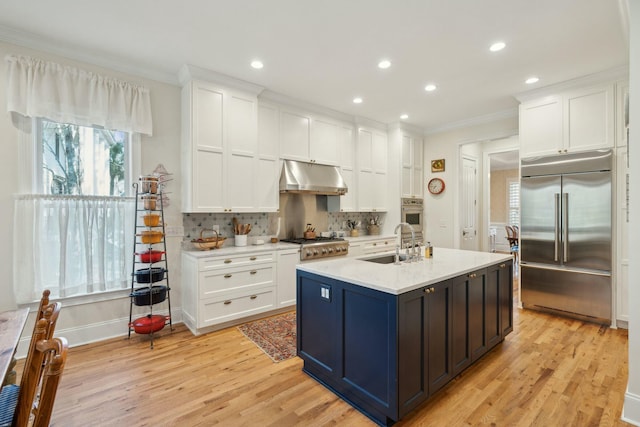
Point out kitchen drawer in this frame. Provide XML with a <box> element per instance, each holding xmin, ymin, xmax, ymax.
<box><xmin>363</xmin><ymin>239</ymin><xmax>394</xmax><ymax>254</ymax></box>
<box><xmin>198</xmin><ymin>252</ymin><xmax>274</xmax><ymax>271</ymax></box>
<box><xmin>199</xmin><ymin>287</ymin><xmax>275</xmax><ymax>326</ymax></box>
<box><xmin>199</xmin><ymin>265</ymin><xmax>274</xmax><ymax>298</ymax></box>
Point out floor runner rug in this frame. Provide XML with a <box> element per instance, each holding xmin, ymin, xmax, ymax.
<box><xmin>237</xmin><ymin>311</ymin><xmax>297</xmax><ymax>362</ymax></box>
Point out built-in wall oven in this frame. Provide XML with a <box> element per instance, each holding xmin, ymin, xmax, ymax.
<box><xmin>401</xmin><ymin>198</ymin><xmax>424</xmax><ymax>245</ymax></box>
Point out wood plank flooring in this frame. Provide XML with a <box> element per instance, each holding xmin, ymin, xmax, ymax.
<box><xmin>34</xmin><ymin>287</ymin><xmax>630</xmax><ymax>426</ymax></box>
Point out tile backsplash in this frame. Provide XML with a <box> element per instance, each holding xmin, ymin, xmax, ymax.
<box><xmin>182</xmin><ymin>211</ymin><xmax>386</xmax><ymax>243</ymax></box>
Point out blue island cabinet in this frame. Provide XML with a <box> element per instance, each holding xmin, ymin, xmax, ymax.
<box><xmin>296</xmin><ymin>259</ymin><xmax>513</xmax><ymax>426</ymax></box>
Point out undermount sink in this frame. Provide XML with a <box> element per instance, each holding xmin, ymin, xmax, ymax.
<box><xmin>362</xmin><ymin>254</ymin><xmax>407</xmax><ymax>264</ymax></box>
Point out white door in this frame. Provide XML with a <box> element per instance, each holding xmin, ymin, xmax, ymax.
<box><xmin>461</xmin><ymin>156</ymin><xmax>478</xmax><ymax>250</ymax></box>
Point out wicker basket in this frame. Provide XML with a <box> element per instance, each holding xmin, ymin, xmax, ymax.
<box><xmin>191</xmin><ymin>229</ymin><xmax>226</xmax><ymax>250</ymax></box>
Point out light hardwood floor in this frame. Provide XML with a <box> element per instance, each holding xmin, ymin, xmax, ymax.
<box><xmin>37</xmin><ymin>287</ymin><xmax>630</xmax><ymax>427</ymax></box>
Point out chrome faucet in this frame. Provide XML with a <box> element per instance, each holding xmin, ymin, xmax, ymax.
<box><xmin>394</xmin><ymin>222</ymin><xmax>416</xmax><ymax>262</ymax></box>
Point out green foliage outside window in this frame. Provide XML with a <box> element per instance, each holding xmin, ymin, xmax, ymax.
<box><xmin>41</xmin><ymin>120</ymin><xmax>127</xmax><ymax>196</ymax></box>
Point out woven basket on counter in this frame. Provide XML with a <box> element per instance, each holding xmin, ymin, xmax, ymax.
<box><xmin>191</xmin><ymin>229</ymin><xmax>226</xmax><ymax>250</ymax></box>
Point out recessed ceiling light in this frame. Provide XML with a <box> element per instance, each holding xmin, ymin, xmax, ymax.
<box><xmin>525</xmin><ymin>76</ymin><xmax>540</xmax><ymax>84</ymax></box>
<box><xmin>400</xmin><ymin>114</ymin><xmax>409</xmax><ymax>120</ymax></box>
<box><xmin>424</xmin><ymin>84</ymin><xmax>437</xmax><ymax>92</ymax></box>
<box><xmin>378</xmin><ymin>60</ymin><xmax>391</xmax><ymax>69</ymax></box>
<box><xmin>250</xmin><ymin>60</ymin><xmax>264</xmax><ymax>69</ymax></box>
<box><xmin>353</xmin><ymin>97</ymin><xmax>363</xmax><ymax>104</ymax></box>
<box><xmin>489</xmin><ymin>42</ymin><xmax>506</xmax><ymax>52</ymax></box>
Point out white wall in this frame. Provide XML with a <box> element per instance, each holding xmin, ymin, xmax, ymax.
<box><xmin>624</xmin><ymin>1</ymin><xmax>640</xmax><ymax>424</ymax></box>
<box><xmin>0</xmin><ymin>40</ymin><xmax>183</xmax><ymax>350</ymax></box>
<box><xmin>423</xmin><ymin>117</ymin><xmax>518</xmax><ymax>248</ymax></box>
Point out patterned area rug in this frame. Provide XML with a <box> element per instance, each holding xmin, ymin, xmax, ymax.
<box><xmin>238</xmin><ymin>311</ymin><xmax>297</xmax><ymax>362</ymax></box>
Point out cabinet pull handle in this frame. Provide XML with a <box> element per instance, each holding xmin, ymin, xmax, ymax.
<box><xmin>250</xmin><ymin>257</ymin><xmax>257</xmax><ymax>261</ymax></box>
<box><xmin>250</xmin><ymin>270</ymin><xmax>257</xmax><ymax>275</ymax></box>
<box><xmin>224</xmin><ymin>259</ymin><xmax>232</xmax><ymax>264</ymax></box>
<box><xmin>250</xmin><ymin>295</ymin><xmax>257</xmax><ymax>300</ymax></box>
<box><xmin>224</xmin><ymin>274</ymin><xmax>232</xmax><ymax>278</ymax></box>
<box><xmin>500</xmin><ymin>263</ymin><xmax>506</xmax><ymax>268</ymax></box>
<box><xmin>224</xmin><ymin>300</ymin><xmax>232</xmax><ymax>305</ymax></box>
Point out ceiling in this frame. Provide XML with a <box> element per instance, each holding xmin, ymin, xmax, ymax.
<box><xmin>0</xmin><ymin>1</ymin><xmax>629</xmax><ymax>132</ymax></box>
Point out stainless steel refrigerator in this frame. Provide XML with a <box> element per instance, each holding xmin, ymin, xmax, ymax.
<box><xmin>520</xmin><ymin>149</ymin><xmax>612</xmax><ymax>324</ymax></box>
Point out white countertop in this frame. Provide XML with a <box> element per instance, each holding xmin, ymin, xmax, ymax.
<box><xmin>296</xmin><ymin>247</ymin><xmax>513</xmax><ymax>295</ymax></box>
<box><xmin>182</xmin><ymin>241</ymin><xmax>298</xmax><ymax>258</ymax></box>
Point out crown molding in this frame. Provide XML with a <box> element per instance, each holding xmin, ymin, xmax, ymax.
<box><xmin>388</xmin><ymin>121</ymin><xmax>424</xmax><ymax>135</ymax></box>
<box><xmin>424</xmin><ymin>108</ymin><xmax>518</xmax><ymax>136</ymax></box>
<box><xmin>178</xmin><ymin>64</ymin><xmax>265</xmax><ymax>95</ymax></box>
<box><xmin>259</xmin><ymin>90</ymin><xmax>355</xmax><ymax>124</ymax></box>
<box><xmin>514</xmin><ymin>65</ymin><xmax>629</xmax><ymax>103</ymax></box>
<box><xmin>0</xmin><ymin>25</ymin><xmax>179</xmax><ymax>86</ymax></box>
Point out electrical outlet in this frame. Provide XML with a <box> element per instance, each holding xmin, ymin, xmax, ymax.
<box><xmin>320</xmin><ymin>286</ymin><xmax>331</xmax><ymax>300</ymax></box>
<box><xmin>212</xmin><ymin>224</ymin><xmax>220</xmax><ymax>232</ymax></box>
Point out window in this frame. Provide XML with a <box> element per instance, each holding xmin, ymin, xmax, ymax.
<box><xmin>12</xmin><ymin>118</ymin><xmax>137</xmax><ymax>304</ymax></box>
<box><xmin>507</xmin><ymin>178</ymin><xmax>520</xmax><ymax>227</ymax></box>
<box><xmin>8</xmin><ymin>55</ymin><xmax>150</xmax><ymax>304</ymax></box>
<box><xmin>39</xmin><ymin>119</ymin><xmax>129</xmax><ymax>196</ymax></box>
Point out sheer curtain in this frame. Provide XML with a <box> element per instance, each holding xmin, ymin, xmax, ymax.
<box><xmin>13</xmin><ymin>195</ymin><xmax>135</xmax><ymax>303</ymax></box>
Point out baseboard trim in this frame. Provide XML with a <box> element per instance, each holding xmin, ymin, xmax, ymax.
<box><xmin>623</xmin><ymin>387</ymin><xmax>640</xmax><ymax>426</ymax></box>
<box><xmin>15</xmin><ymin>307</ymin><xmax>183</xmax><ymax>359</ymax></box>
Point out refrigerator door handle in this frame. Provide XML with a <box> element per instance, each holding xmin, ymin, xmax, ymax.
<box><xmin>554</xmin><ymin>193</ymin><xmax>560</xmax><ymax>262</ymax></box>
<box><xmin>562</xmin><ymin>192</ymin><xmax>569</xmax><ymax>262</ymax></box>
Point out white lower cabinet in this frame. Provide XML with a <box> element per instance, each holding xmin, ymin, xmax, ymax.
<box><xmin>363</xmin><ymin>237</ymin><xmax>395</xmax><ymax>254</ymax></box>
<box><xmin>347</xmin><ymin>236</ymin><xmax>396</xmax><ymax>257</ymax></box>
<box><xmin>182</xmin><ymin>250</ymin><xmax>277</xmax><ymax>334</ymax></box>
<box><xmin>276</xmin><ymin>248</ymin><xmax>300</xmax><ymax>308</ymax></box>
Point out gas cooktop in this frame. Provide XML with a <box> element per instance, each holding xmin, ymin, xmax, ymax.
<box><xmin>281</xmin><ymin>237</ymin><xmax>345</xmax><ymax>245</ymax></box>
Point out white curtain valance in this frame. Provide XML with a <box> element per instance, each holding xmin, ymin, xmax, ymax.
<box><xmin>6</xmin><ymin>54</ymin><xmax>153</xmax><ymax>136</ymax></box>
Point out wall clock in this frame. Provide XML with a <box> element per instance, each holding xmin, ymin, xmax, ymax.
<box><xmin>427</xmin><ymin>178</ymin><xmax>445</xmax><ymax>195</ymax></box>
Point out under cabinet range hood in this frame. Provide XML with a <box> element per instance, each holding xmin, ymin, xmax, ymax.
<box><xmin>279</xmin><ymin>160</ymin><xmax>348</xmax><ymax>195</ymax></box>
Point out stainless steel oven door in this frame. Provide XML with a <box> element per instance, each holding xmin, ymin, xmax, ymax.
<box><xmin>401</xmin><ymin>207</ymin><xmax>423</xmax><ymax>234</ymax></box>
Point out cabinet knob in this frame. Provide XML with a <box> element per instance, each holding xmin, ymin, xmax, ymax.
<box><xmin>500</xmin><ymin>263</ymin><xmax>506</xmax><ymax>268</ymax></box>
<box><xmin>224</xmin><ymin>274</ymin><xmax>232</xmax><ymax>278</ymax></box>
<box><xmin>468</xmin><ymin>273</ymin><xmax>477</xmax><ymax>278</ymax></box>
<box><xmin>250</xmin><ymin>295</ymin><xmax>257</xmax><ymax>300</ymax></box>
<box><xmin>224</xmin><ymin>300</ymin><xmax>232</xmax><ymax>305</ymax></box>
<box><xmin>224</xmin><ymin>259</ymin><xmax>232</xmax><ymax>264</ymax></box>
<box><xmin>250</xmin><ymin>257</ymin><xmax>257</xmax><ymax>261</ymax></box>
<box><xmin>250</xmin><ymin>270</ymin><xmax>257</xmax><ymax>275</ymax></box>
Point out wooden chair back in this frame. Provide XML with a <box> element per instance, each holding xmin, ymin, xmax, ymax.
<box><xmin>13</xmin><ymin>303</ymin><xmax>61</xmax><ymax>427</ymax></box>
<box><xmin>21</xmin><ymin>301</ymin><xmax>61</xmax><ymax>388</ymax></box>
<box><xmin>31</xmin><ymin>337</ymin><xmax>69</xmax><ymax>427</ymax></box>
<box><xmin>505</xmin><ymin>225</ymin><xmax>519</xmax><ymax>249</ymax></box>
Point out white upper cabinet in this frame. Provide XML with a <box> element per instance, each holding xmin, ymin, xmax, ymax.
<box><xmin>310</xmin><ymin>118</ymin><xmax>340</xmax><ymax>165</ymax></box>
<box><xmin>280</xmin><ymin>109</ymin><xmax>311</xmax><ymax>161</ymax></box>
<box><xmin>401</xmin><ymin>133</ymin><xmax>424</xmax><ymax>198</ymax></box>
<box><xmin>519</xmin><ymin>96</ymin><xmax>563</xmax><ymax>157</ymax></box>
<box><xmin>520</xmin><ymin>83</ymin><xmax>615</xmax><ymax>158</ymax></box>
<box><xmin>181</xmin><ymin>67</ymin><xmax>266</xmax><ymax>212</ymax></box>
<box><xmin>280</xmin><ymin>108</ymin><xmax>341</xmax><ymax>165</ymax></box>
<box><xmin>357</xmin><ymin>127</ymin><xmax>388</xmax><ymax>212</ymax></box>
<box><xmin>256</xmin><ymin>103</ymin><xmax>280</xmax><ymax>212</ymax></box>
<box><xmin>337</xmin><ymin>124</ymin><xmax>356</xmax><ymax>212</ymax></box>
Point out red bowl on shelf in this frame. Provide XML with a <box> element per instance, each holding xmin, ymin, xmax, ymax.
<box><xmin>137</xmin><ymin>250</ymin><xmax>164</xmax><ymax>263</ymax></box>
<box><xmin>130</xmin><ymin>315</ymin><xmax>167</xmax><ymax>334</ymax></box>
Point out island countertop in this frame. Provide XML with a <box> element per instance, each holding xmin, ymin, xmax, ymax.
<box><xmin>296</xmin><ymin>247</ymin><xmax>513</xmax><ymax>295</ymax></box>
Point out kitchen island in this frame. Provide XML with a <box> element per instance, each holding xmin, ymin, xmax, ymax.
<box><xmin>296</xmin><ymin>248</ymin><xmax>514</xmax><ymax>426</ymax></box>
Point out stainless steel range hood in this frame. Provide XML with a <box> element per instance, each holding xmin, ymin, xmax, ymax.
<box><xmin>279</xmin><ymin>160</ymin><xmax>348</xmax><ymax>195</ymax></box>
